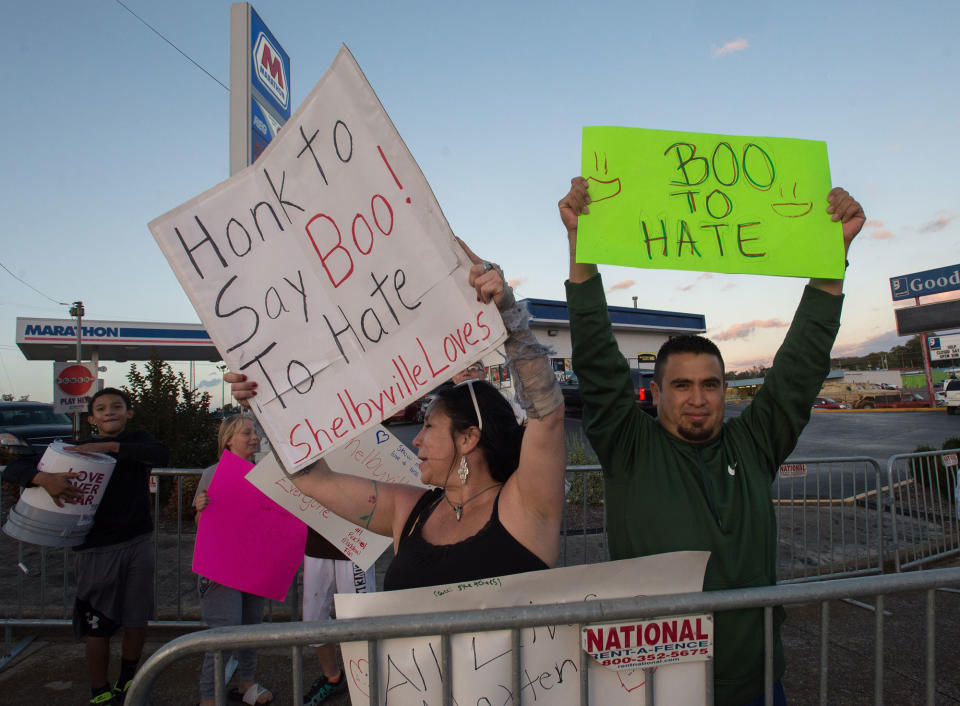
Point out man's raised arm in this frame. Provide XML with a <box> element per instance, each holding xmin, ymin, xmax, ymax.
<box><xmin>558</xmin><ymin>177</ymin><xmax>598</xmax><ymax>284</ymax></box>
<box><xmin>809</xmin><ymin>186</ymin><xmax>865</xmax><ymax>296</ymax></box>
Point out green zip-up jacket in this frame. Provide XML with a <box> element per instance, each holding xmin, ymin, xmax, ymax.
<box><xmin>566</xmin><ymin>274</ymin><xmax>842</xmax><ymax>705</ymax></box>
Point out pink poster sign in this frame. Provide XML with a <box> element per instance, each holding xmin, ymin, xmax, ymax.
<box><xmin>193</xmin><ymin>451</ymin><xmax>307</xmax><ymax>601</ymax></box>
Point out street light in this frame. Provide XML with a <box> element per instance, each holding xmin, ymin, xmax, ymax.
<box><xmin>217</xmin><ymin>364</ymin><xmax>227</xmax><ymax>415</ymax></box>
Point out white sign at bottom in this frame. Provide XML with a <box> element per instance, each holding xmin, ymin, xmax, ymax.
<box><xmin>336</xmin><ymin>551</ymin><xmax>711</xmax><ymax>705</ymax></box>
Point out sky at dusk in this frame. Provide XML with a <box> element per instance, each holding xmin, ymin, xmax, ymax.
<box><xmin>1</xmin><ymin>0</ymin><xmax>958</xmax><ymax>402</ymax></box>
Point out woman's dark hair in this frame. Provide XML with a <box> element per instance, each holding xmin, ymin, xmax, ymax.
<box><xmin>433</xmin><ymin>380</ymin><xmax>524</xmax><ymax>482</ymax></box>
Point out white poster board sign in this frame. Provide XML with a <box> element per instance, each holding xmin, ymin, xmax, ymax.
<box><xmin>149</xmin><ymin>46</ymin><xmax>505</xmax><ymax>472</ymax></box>
<box><xmin>245</xmin><ymin>423</ymin><xmax>421</xmax><ymax>569</ymax></box>
<box><xmin>336</xmin><ymin>552</ymin><xmax>711</xmax><ymax>705</ymax></box>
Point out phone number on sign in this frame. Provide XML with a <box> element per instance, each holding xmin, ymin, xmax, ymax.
<box><xmin>599</xmin><ymin>647</ymin><xmax>710</xmax><ymax>666</ymax></box>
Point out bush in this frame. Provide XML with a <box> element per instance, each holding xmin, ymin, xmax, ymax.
<box><xmin>566</xmin><ymin>432</ymin><xmax>603</xmax><ymax>504</ymax></box>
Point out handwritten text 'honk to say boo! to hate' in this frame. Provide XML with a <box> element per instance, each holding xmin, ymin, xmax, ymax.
<box><xmin>170</xmin><ymin>119</ymin><xmax>491</xmax><ymax>461</ymax></box>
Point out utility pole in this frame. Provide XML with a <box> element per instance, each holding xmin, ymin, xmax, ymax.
<box><xmin>69</xmin><ymin>301</ymin><xmax>84</xmax><ymax>441</ymax></box>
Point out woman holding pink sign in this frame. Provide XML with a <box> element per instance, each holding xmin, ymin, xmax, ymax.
<box><xmin>193</xmin><ymin>415</ymin><xmax>274</xmax><ymax>706</ymax></box>
<box><xmin>228</xmin><ymin>243</ymin><xmax>567</xmax><ymax>590</ymax></box>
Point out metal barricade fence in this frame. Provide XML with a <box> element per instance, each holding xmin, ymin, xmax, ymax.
<box><xmin>124</xmin><ymin>566</ymin><xmax>960</xmax><ymax>706</ymax></box>
<box><xmin>0</xmin><ymin>467</ymin><xmax>608</xmax><ymax>626</ymax></box>
<box><xmin>562</xmin><ymin>466</ymin><xmax>608</xmax><ymax>567</ymax></box>
<box><xmin>773</xmin><ymin>457</ymin><xmax>886</xmax><ymax>583</ymax></box>
<box><xmin>887</xmin><ymin>449</ymin><xmax>960</xmax><ymax>572</ymax></box>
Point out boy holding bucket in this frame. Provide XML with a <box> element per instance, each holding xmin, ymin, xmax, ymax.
<box><xmin>3</xmin><ymin>387</ymin><xmax>169</xmax><ymax>705</ymax></box>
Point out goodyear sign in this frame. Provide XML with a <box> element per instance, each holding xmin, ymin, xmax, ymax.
<box><xmin>890</xmin><ymin>264</ymin><xmax>960</xmax><ymax>301</ymax></box>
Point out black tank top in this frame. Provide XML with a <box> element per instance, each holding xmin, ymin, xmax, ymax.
<box><xmin>383</xmin><ymin>487</ymin><xmax>548</xmax><ymax>591</ymax></box>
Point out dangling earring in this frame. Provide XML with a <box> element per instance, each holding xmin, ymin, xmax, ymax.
<box><xmin>457</xmin><ymin>456</ymin><xmax>469</xmax><ymax>485</ymax></box>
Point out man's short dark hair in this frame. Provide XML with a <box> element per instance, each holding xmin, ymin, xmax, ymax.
<box><xmin>653</xmin><ymin>335</ymin><xmax>725</xmax><ymax>386</ymax></box>
<box><xmin>88</xmin><ymin>387</ymin><xmax>132</xmax><ymax>414</ymax></box>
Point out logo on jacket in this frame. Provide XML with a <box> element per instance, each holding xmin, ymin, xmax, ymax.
<box><xmin>727</xmin><ymin>461</ymin><xmax>737</xmax><ymax>477</ymax></box>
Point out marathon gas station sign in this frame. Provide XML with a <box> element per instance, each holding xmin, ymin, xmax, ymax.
<box><xmin>16</xmin><ymin>317</ymin><xmax>217</xmax><ymax>362</ymax></box>
<box><xmin>230</xmin><ymin>3</ymin><xmax>291</xmax><ymax>170</ymax></box>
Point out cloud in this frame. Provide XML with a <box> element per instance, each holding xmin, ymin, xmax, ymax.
<box><xmin>918</xmin><ymin>214</ymin><xmax>956</xmax><ymax>233</ymax></box>
<box><xmin>197</xmin><ymin>378</ymin><xmax>220</xmax><ymax>389</ymax></box>
<box><xmin>712</xmin><ymin>318</ymin><xmax>787</xmax><ymax>341</ymax></box>
<box><xmin>865</xmin><ymin>219</ymin><xmax>884</xmax><ymax>228</ymax></box>
<box><xmin>607</xmin><ymin>280</ymin><xmax>635</xmax><ymax>293</ymax></box>
<box><xmin>712</xmin><ymin>38</ymin><xmax>749</xmax><ymax>57</ymax></box>
<box><xmin>507</xmin><ymin>277</ymin><xmax>527</xmax><ymax>288</ymax></box>
<box><xmin>727</xmin><ymin>355</ymin><xmax>773</xmax><ymax>370</ymax></box>
<box><xmin>872</xmin><ymin>229</ymin><xmax>895</xmax><ymax>240</ymax></box>
<box><xmin>831</xmin><ymin>329</ymin><xmax>907</xmax><ymax>358</ymax></box>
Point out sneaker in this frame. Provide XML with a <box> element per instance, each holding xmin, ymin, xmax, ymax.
<box><xmin>89</xmin><ymin>688</ymin><xmax>117</xmax><ymax>705</ymax></box>
<box><xmin>303</xmin><ymin>673</ymin><xmax>347</xmax><ymax>704</ymax></box>
<box><xmin>112</xmin><ymin>678</ymin><xmax>133</xmax><ymax>704</ymax></box>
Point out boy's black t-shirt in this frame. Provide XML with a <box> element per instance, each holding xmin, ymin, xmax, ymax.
<box><xmin>80</xmin><ymin>428</ymin><xmax>169</xmax><ymax>549</ymax></box>
<box><xmin>2</xmin><ymin>428</ymin><xmax>169</xmax><ymax>550</ymax></box>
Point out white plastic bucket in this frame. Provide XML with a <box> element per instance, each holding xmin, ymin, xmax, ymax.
<box><xmin>3</xmin><ymin>442</ymin><xmax>116</xmax><ymax>547</ymax></box>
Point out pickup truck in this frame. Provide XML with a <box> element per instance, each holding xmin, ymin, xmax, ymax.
<box><xmin>945</xmin><ymin>378</ymin><xmax>960</xmax><ymax>415</ymax></box>
<box><xmin>873</xmin><ymin>391</ymin><xmax>929</xmax><ymax>409</ymax></box>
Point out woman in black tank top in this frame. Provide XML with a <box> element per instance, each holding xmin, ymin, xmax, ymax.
<box><xmin>228</xmin><ymin>245</ymin><xmax>566</xmax><ymax>591</ymax></box>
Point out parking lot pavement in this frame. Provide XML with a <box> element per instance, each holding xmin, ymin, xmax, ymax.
<box><xmin>0</xmin><ymin>630</ymin><xmax>351</xmax><ymax>706</ymax></box>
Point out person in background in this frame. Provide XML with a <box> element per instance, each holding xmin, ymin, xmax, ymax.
<box><xmin>451</xmin><ymin>360</ymin><xmax>486</xmax><ymax>385</ymax></box>
<box><xmin>299</xmin><ymin>529</ymin><xmax>374</xmax><ymax>704</ymax></box>
<box><xmin>193</xmin><ymin>415</ymin><xmax>273</xmax><ymax>706</ymax></box>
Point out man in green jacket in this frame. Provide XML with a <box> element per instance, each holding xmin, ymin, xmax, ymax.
<box><xmin>558</xmin><ymin>176</ymin><xmax>865</xmax><ymax>705</ymax></box>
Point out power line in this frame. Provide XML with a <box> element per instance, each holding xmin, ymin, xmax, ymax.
<box><xmin>113</xmin><ymin>0</ymin><xmax>229</xmax><ymax>92</ymax></box>
<box><xmin>0</xmin><ymin>260</ymin><xmax>69</xmax><ymax>306</ymax></box>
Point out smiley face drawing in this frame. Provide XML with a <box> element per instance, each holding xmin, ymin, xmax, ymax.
<box><xmin>770</xmin><ymin>182</ymin><xmax>813</xmax><ymax>218</ymax></box>
<box><xmin>587</xmin><ymin>151</ymin><xmax>622</xmax><ymax>202</ymax></box>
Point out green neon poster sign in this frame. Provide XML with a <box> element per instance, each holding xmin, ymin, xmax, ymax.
<box><xmin>578</xmin><ymin>127</ymin><xmax>845</xmax><ymax>279</ymax></box>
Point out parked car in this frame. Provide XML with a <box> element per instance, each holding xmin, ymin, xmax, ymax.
<box><xmin>630</xmin><ymin>368</ymin><xmax>657</xmax><ymax>417</ymax></box>
<box><xmin>560</xmin><ymin>368</ymin><xmax>657</xmax><ymax>418</ymax></box>
<box><xmin>934</xmin><ymin>381</ymin><xmax>947</xmax><ymax>407</ymax></box>
<box><xmin>557</xmin><ymin>374</ymin><xmax>582</xmax><ymax>416</ymax></box>
<box><xmin>813</xmin><ymin>397</ymin><xmax>849</xmax><ymax>409</ymax></box>
<box><xmin>874</xmin><ymin>391</ymin><xmax>929</xmax><ymax>409</ymax></box>
<box><xmin>945</xmin><ymin>379</ymin><xmax>960</xmax><ymax>415</ymax></box>
<box><xmin>383</xmin><ymin>396</ymin><xmax>429</xmax><ymax>425</ymax></box>
<box><xmin>0</xmin><ymin>402</ymin><xmax>73</xmax><ymax>466</ymax></box>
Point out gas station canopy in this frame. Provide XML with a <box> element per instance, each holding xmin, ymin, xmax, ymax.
<box><xmin>16</xmin><ymin>317</ymin><xmax>219</xmax><ymax>362</ymax></box>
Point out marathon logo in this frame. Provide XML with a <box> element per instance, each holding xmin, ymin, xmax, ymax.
<box><xmin>253</xmin><ymin>33</ymin><xmax>289</xmax><ymax>110</ymax></box>
<box><xmin>25</xmin><ymin>324</ymin><xmax>118</xmax><ymax>338</ymax></box>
